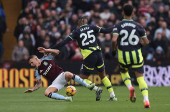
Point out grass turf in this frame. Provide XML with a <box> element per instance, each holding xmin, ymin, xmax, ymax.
<box><xmin>0</xmin><ymin>86</ymin><xmax>170</xmax><ymax>112</ymax></box>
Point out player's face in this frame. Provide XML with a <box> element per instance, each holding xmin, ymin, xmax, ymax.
<box><xmin>29</xmin><ymin>58</ymin><xmax>38</xmax><ymax>68</ymax></box>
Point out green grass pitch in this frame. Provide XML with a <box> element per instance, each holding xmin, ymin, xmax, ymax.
<box><xmin>0</xmin><ymin>86</ymin><xmax>170</xmax><ymax>112</ymax></box>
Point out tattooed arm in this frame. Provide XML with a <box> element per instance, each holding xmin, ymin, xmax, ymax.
<box><xmin>24</xmin><ymin>80</ymin><xmax>42</xmax><ymax>93</ymax></box>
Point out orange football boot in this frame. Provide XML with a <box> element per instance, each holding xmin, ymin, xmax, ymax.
<box><xmin>129</xmin><ymin>86</ymin><xmax>136</xmax><ymax>103</ymax></box>
<box><xmin>144</xmin><ymin>100</ymin><xmax>151</xmax><ymax>108</ymax></box>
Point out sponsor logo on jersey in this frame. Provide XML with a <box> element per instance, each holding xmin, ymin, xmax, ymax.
<box><xmin>43</xmin><ymin>64</ymin><xmax>52</xmax><ymax>76</ymax></box>
<box><xmin>43</xmin><ymin>61</ymin><xmax>48</xmax><ymax>66</ymax></box>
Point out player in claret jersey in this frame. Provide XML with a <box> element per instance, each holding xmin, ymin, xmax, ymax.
<box><xmin>24</xmin><ymin>48</ymin><xmax>95</xmax><ymax>102</ymax></box>
<box><xmin>112</xmin><ymin>5</ymin><xmax>150</xmax><ymax>108</ymax></box>
<box><xmin>38</xmin><ymin>16</ymin><xmax>117</xmax><ymax>101</ymax></box>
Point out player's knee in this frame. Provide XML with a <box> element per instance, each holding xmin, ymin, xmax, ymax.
<box><xmin>44</xmin><ymin>91</ymin><xmax>50</xmax><ymax>97</ymax></box>
<box><xmin>65</xmin><ymin>72</ymin><xmax>73</xmax><ymax>79</ymax></box>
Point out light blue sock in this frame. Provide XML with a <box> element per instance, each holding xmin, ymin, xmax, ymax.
<box><xmin>49</xmin><ymin>92</ymin><xmax>66</xmax><ymax>100</ymax></box>
<box><xmin>73</xmin><ymin>75</ymin><xmax>88</xmax><ymax>87</ymax></box>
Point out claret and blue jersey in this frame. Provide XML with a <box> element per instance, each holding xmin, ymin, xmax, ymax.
<box><xmin>34</xmin><ymin>53</ymin><xmax>63</xmax><ymax>82</ymax></box>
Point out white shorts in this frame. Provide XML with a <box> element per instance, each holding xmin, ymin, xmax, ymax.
<box><xmin>48</xmin><ymin>72</ymin><xmax>67</xmax><ymax>91</ymax></box>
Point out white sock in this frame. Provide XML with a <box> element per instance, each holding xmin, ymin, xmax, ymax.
<box><xmin>110</xmin><ymin>91</ymin><xmax>115</xmax><ymax>98</ymax></box>
<box><xmin>92</xmin><ymin>86</ymin><xmax>98</xmax><ymax>91</ymax></box>
<box><xmin>127</xmin><ymin>84</ymin><xmax>132</xmax><ymax>89</ymax></box>
<box><xmin>143</xmin><ymin>95</ymin><xmax>149</xmax><ymax>102</ymax></box>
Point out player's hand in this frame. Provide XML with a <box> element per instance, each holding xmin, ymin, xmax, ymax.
<box><xmin>38</xmin><ymin>47</ymin><xmax>47</xmax><ymax>53</ymax></box>
<box><xmin>24</xmin><ymin>89</ymin><xmax>34</xmax><ymax>93</ymax></box>
<box><xmin>112</xmin><ymin>50</ymin><xmax>116</xmax><ymax>56</ymax></box>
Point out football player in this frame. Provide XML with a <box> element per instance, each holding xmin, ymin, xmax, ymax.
<box><xmin>24</xmin><ymin>48</ymin><xmax>95</xmax><ymax>102</ymax></box>
<box><xmin>112</xmin><ymin>5</ymin><xmax>150</xmax><ymax>108</ymax></box>
<box><xmin>38</xmin><ymin>16</ymin><xmax>117</xmax><ymax>101</ymax></box>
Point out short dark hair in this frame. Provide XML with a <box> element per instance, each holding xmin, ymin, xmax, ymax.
<box><xmin>28</xmin><ymin>55</ymin><xmax>37</xmax><ymax>61</ymax></box>
<box><xmin>123</xmin><ymin>5</ymin><xmax>133</xmax><ymax>16</ymax></box>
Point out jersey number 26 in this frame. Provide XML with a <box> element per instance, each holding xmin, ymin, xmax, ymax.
<box><xmin>120</xmin><ymin>29</ymin><xmax>139</xmax><ymax>46</ymax></box>
<box><xmin>80</xmin><ymin>30</ymin><xmax>95</xmax><ymax>46</ymax></box>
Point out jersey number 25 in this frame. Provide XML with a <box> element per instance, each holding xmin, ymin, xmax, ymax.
<box><xmin>120</xmin><ymin>29</ymin><xmax>139</xmax><ymax>46</ymax></box>
<box><xmin>80</xmin><ymin>30</ymin><xmax>95</xmax><ymax>46</ymax></box>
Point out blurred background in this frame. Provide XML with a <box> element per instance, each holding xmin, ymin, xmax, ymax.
<box><xmin>0</xmin><ymin>0</ymin><xmax>170</xmax><ymax>88</ymax></box>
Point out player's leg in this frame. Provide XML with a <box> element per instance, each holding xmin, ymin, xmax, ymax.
<box><xmin>97</xmin><ymin>70</ymin><xmax>117</xmax><ymax>101</ymax></box>
<box><xmin>45</xmin><ymin>72</ymin><xmax>73</xmax><ymax>102</ymax></box>
<box><xmin>134</xmin><ymin>69</ymin><xmax>150</xmax><ymax>108</ymax></box>
<box><xmin>79</xmin><ymin>74</ymin><xmax>100</xmax><ymax>91</ymax></box>
<box><xmin>80</xmin><ymin>53</ymin><xmax>103</xmax><ymax>101</ymax></box>
<box><xmin>65</xmin><ymin>72</ymin><xmax>95</xmax><ymax>89</ymax></box>
<box><xmin>119</xmin><ymin>64</ymin><xmax>136</xmax><ymax>103</ymax></box>
<box><xmin>96</xmin><ymin>51</ymin><xmax>117</xmax><ymax>101</ymax></box>
<box><xmin>44</xmin><ymin>87</ymin><xmax>72</xmax><ymax>102</ymax></box>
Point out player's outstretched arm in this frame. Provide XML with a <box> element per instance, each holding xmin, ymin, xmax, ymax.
<box><xmin>38</xmin><ymin>47</ymin><xmax>60</xmax><ymax>56</ymax></box>
<box><xmin>112</xmin><ymin>34</ymin><xmax>118</xmax><ymax>56</ymax></box>
<box><xmin>24</xmin><ymin>80</ymin><xmax>42</xmax><ymax>93</ymax></box>
<box><xmin>50</xmin><ymin>37</ymin><xmax>72</xmax><ymax>49</ymax></box>
<box><xmin>99</xmin><ymin>26</ymin><xmax>114</xmax><ymax>33</ymax></box>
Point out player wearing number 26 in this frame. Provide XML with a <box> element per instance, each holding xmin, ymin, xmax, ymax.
<box><xmin>38</xmin><ymin>16</ymin><xmax>117</xmax><ymax>101</ymax></box>
<box><xmin>112</xmin><ymin>5</ymin><xmax>150</xmax><ymax>108</ymax></box>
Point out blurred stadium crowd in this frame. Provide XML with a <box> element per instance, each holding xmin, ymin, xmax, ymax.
<box><xmin>9</xmin><ymin>0</ymin><xmax>170</xmax><ymax>61</ymax></box>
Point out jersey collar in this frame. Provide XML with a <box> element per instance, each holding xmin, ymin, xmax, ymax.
<box><xmin>122</xmin><ymin>19</ymin><xmax>133</xmax><ymax>21</ymax></box>
<box><xmin>80</xmin><ymin>24</ymin><xmax>88</xmax><ymax>27</ymax></box>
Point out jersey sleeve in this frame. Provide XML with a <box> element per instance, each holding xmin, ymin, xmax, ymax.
<box><xmin>92</xmin><ymin>25</ymin><xmax>113</xmax><ymax>33</ymax></box>
<box><xmin>47</xmin><ymin>53</ymin><xmax>54</xmax><ymax>59</ymax></box>
<box><xmin>138</xmin><ymin>25</ymin><xmax>147</xmax><ymax>38</ymax></box>
<box><xmin>68</xmin><ymin>30</ymin><xmax>77</xmax><ymax>40</ymax></box>
<box><xmin>92</xmin><ymin>25</ymin><xmax>102</xmax><ymax>33</ymax></box>
<box><xmin>112</xmin><ymin>24</ymin><xmax>120</xmax><ymax>35</ymax></box>
<box><xmin>35</xmin><ymin>69</ymin><xmax>41</xmax><ymax>80</ymax></box>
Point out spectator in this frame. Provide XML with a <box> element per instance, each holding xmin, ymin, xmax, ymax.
<box><xmin>138</xmin><ymin>0</ymin><xmax>148</xmax><ymax>16</ymax></box>
<box><xmin>76</xmin><ymin>0</ymin><xmax>91</xmax><ymax>13</ymax></box>
<box><xmin>14</xmin><ymin>17</ymin><xmax>28</xmax><ymax>40</ymax></box>
<box><xmin>153</xmin><ymin>46</ymin><xmax>166</xmax><ymax>61</ymax></box>
<box><xmin>108</xmin><ymin>13</ymin><xmax>116</xmax><ymax>26</ymax></box>
<box><xmin>152</xmin><ymin>0</ymin><xmax>164</xmax><ymax>14</ymax></box>
<box><xmin>12</xmin><ymin>40</ymin><xmax>29</xmax><ymax>61</ymax></box>
<box><xmin>48</xmin><ymin>26</ymin><xmax>58</xmax><ymax>37</ymax></box>
<box><xmin>104</xmin><ymin>45</ymin><xmax>112</xmax><ymax>60</ymax></box>
<box><xmin>37</xmin><ymin>17</ymin><xmax>45</xmax><ymax>28</ymax></box>
<box><xmin>101</xmin><ymin>34</ymin><xmax>112</xmax><ymax>52</ymax></box>
<box><xmin>18</xmin><ymin>7</ymin><xmax>30</xmax><ymax>21</ymax></box>
<box><xmin>151</xmin><ymin>32</ymin><xmax>169</xmax><ymax>52</ymax></box>
<box><xmin>18</xmin><ymin>26</ymin><xmax>36</xmax><ymax>47</ymax></box>
<box><xmin>57</xmin><ymin>20</ymin><xmax>66</xmax><ymax>35</ymax></box>
<box><xmin>155</xmin><ymin>5</ymin><xmax>165</xmax><ymax>22</ymax></box>
<box><xmin>62</xmin><ymin>28</ymin><xmax>71</xmax><ymax>39</ymax></box>
<box><xmin>93</xmin><ymin>1</ymin><xmax>102</xmax><ymax>12</ymax></box>
<box><xmin>69</xmin><ymin>14</ymin><xmax>78</xmax><ymax>31</ymax></box>
<box><xmin>108</xmin><ymin>0</ymin><xmax>115</xmax><ymax>13</ymax></box>
<box><xmin>71</xmin><ymin>41</ymin><xmax>83</xmax><ymax>61</ymax></box>
<box><xmin>154</xmin><ymin>21</ymin><xmax>170</xmax><ymax>40</ymax></box>
<box><xmin>100</xmin><ymin>0</ymin><xmax>109</xmax><ymax>12</ymax></box>
<box><xmin>99</xmin><ymin>6</ymin><xmax>111</xmax><ymax>20</ymax></box>
<box><xmin>19</xmin><ymin>32</ymin><xmax>34</xmax><ymax>55</ymax></box>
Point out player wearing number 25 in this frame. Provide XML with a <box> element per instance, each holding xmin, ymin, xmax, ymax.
<box><xmin>112</xmin><ymin>5</ymin><xmax>150</xmax><ymax>108</ymax></box>
<box><xmin>38</xmin><ymin>16</ymin><xmax>117</xmax><ymax>101</ymax></box>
